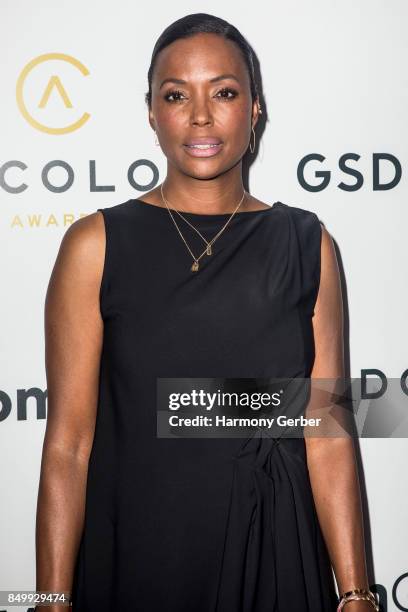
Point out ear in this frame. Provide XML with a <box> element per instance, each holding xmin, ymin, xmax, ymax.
<box><xmin>251</xmin><ymin>96</ymin><xmax>262</xmax><ymax>129</ymax></box>
<box><xmin>148</xmin><ymin>108</ymin><xmax>155</xmax><ymax>131</ymax></box>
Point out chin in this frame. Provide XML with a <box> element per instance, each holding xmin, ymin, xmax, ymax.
<box><xmin>174</xmin><ymin>157</ymin><xmax>223</xmax><ymax>177</ymax></box>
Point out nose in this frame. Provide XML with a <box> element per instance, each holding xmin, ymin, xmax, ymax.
<box><xmin>190</xmin><ymin>97</ymin><xmax>213</xmax><ymax>127</ymax></box>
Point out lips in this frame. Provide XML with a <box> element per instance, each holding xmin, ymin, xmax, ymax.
<box><xmin>182</xmin><ymin>141</ymin><xmax>224</xmax><ymax>158</ymax></box>
<box><xmin>182</xmin><ymin>137</ymin><xmax>224</xmax><ymax>158</ymax></box>
<box><xmin>184</xmin><ymin>137</ymin><xmax>222</xmax><ymax>146</ymax></box>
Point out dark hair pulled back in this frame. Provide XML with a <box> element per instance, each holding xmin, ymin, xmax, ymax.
<box><xmin>144</xmin><ymin>13</ymin><xmax>259</xmax><ymax>109</ymax></box>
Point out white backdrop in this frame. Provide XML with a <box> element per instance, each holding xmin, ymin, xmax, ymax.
<box><xmin>1</xmin><ymin>1</ymin><xmax>407</xmax><ymax>610</ymax></box>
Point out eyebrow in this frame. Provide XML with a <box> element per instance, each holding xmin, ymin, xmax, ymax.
<box><xmin>159</xmin><ymin>73</ymin><xmax>240</xmax><ymax>89</ymax></box>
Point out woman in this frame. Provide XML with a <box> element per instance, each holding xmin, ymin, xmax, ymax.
<box><xmin>35</xmin><ymin>12</ymin><xmax>378</xmax><ymax>612</ymax></box>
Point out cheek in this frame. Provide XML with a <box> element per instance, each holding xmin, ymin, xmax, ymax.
<box><xmin>223</xmin><ymin>107</ymin><xmax>251</xmax><ymax>141</ymax></box>
<box><xmin>154</xmin><ymin>104</ymin><xmax>184</xmax><ymax>137</ymax></box>
<box><xmin>158</xmin><ymin>113</ymin><xmax>182</xmax><ymax>139</ymax></box>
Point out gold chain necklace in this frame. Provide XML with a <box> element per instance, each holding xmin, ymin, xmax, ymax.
<box><xmin>161</xmin><ymin>184</ymin><xmax>213</xmax><ymax>254</ymax></box>
<box><xmin>160</xmin><ymin>183</ymin><xmax>247</xmax><ymax>272</ymax></box>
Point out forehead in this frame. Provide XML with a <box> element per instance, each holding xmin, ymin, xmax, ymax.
<box><xmin>152</xmin><ymin>33</ymin><xmax>248</xmax><ymax>81</ymax></box>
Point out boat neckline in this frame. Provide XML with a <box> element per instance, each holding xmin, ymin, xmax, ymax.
<box><xmin>130</xmin><ymin>198</ymin><xmax>280</xmax><ymax>220</ymax></box>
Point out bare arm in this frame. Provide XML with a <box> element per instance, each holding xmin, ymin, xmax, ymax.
<box><xmin>35</xmin><ymin>211</ymin><xmax>105</xmax><ymax>610</ymax></box>
<box><xmin>305</xmin><ymin>225</ymin><xmax>372</xmax><ymax>611</ymax></box>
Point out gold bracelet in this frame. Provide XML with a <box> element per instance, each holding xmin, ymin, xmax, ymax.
<box><xmin>337</xmin><ymin>588</ymin><xmax>379</xmax><ymax>611</ymax></box>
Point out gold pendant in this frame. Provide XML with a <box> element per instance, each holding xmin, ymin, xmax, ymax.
<box><xmin>191</xmin><ymin>260</ymin><xmax>199</xmax><ymax>272</ymax></box>
<box><xmin>206</xmin><ymin>244</ymin><xmax>212</xmax><ymax>256</ymax></box>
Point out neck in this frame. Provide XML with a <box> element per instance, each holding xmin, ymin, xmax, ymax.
<box><xmin>161</xmin><ymin>168</ymin><xmax>247</xmax><ymax>215</ymax></box>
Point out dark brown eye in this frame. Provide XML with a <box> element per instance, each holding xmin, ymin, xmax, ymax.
<box><xmin>216</xmin><ymin>87</ymin><xmax>238</xmax><ymax>100</ymax></box>
<box><xmin>163</xmin><ymin>87</ymin><xmax>238</xmax><ymax>103</ymax></box>
<box><xmin>164</xmin><ymin>89</ymin><xmax>185</xmax><ymax>103</ymax></box>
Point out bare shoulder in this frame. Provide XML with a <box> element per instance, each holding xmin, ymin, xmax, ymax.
<box><xmin>56</xmin><ymin>211</ymin><xmax>105</xmax><ymax>274</ymax></box>
<box><xmin>60</xmin><ymin>210</ymin><xmax>105</xmax><ymax>259</ymax></box>
<box><xmin>315</xmin><ymin>222</ymin><xmax>343</xmax><ymax>320</ymax></box>
<box><xmin>320</xmin><ymin>223</ymin><xmax>340</xmax><ymax>278</ymax></box>
<box><xmin>45</xmin><ymin>211</ymin><xmax>106</xmax><ymax>315</ymax></box>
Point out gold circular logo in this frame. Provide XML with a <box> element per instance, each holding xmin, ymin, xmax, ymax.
<box><xmin>16</xmin><ymin>52</ymin><xmax>90</xmax><ymax>134</ymax></box>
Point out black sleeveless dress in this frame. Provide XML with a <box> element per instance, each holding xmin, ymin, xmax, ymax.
<box><xmin>71</xmin><ymin>198</ymin><xmax>339</xmax><ymax>612</ymax></box>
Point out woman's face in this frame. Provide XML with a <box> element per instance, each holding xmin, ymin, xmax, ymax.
<box><xmin>149</xmin><ymin>32</ymin><xmax>260</xmax><ymax>179</ymax></box>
